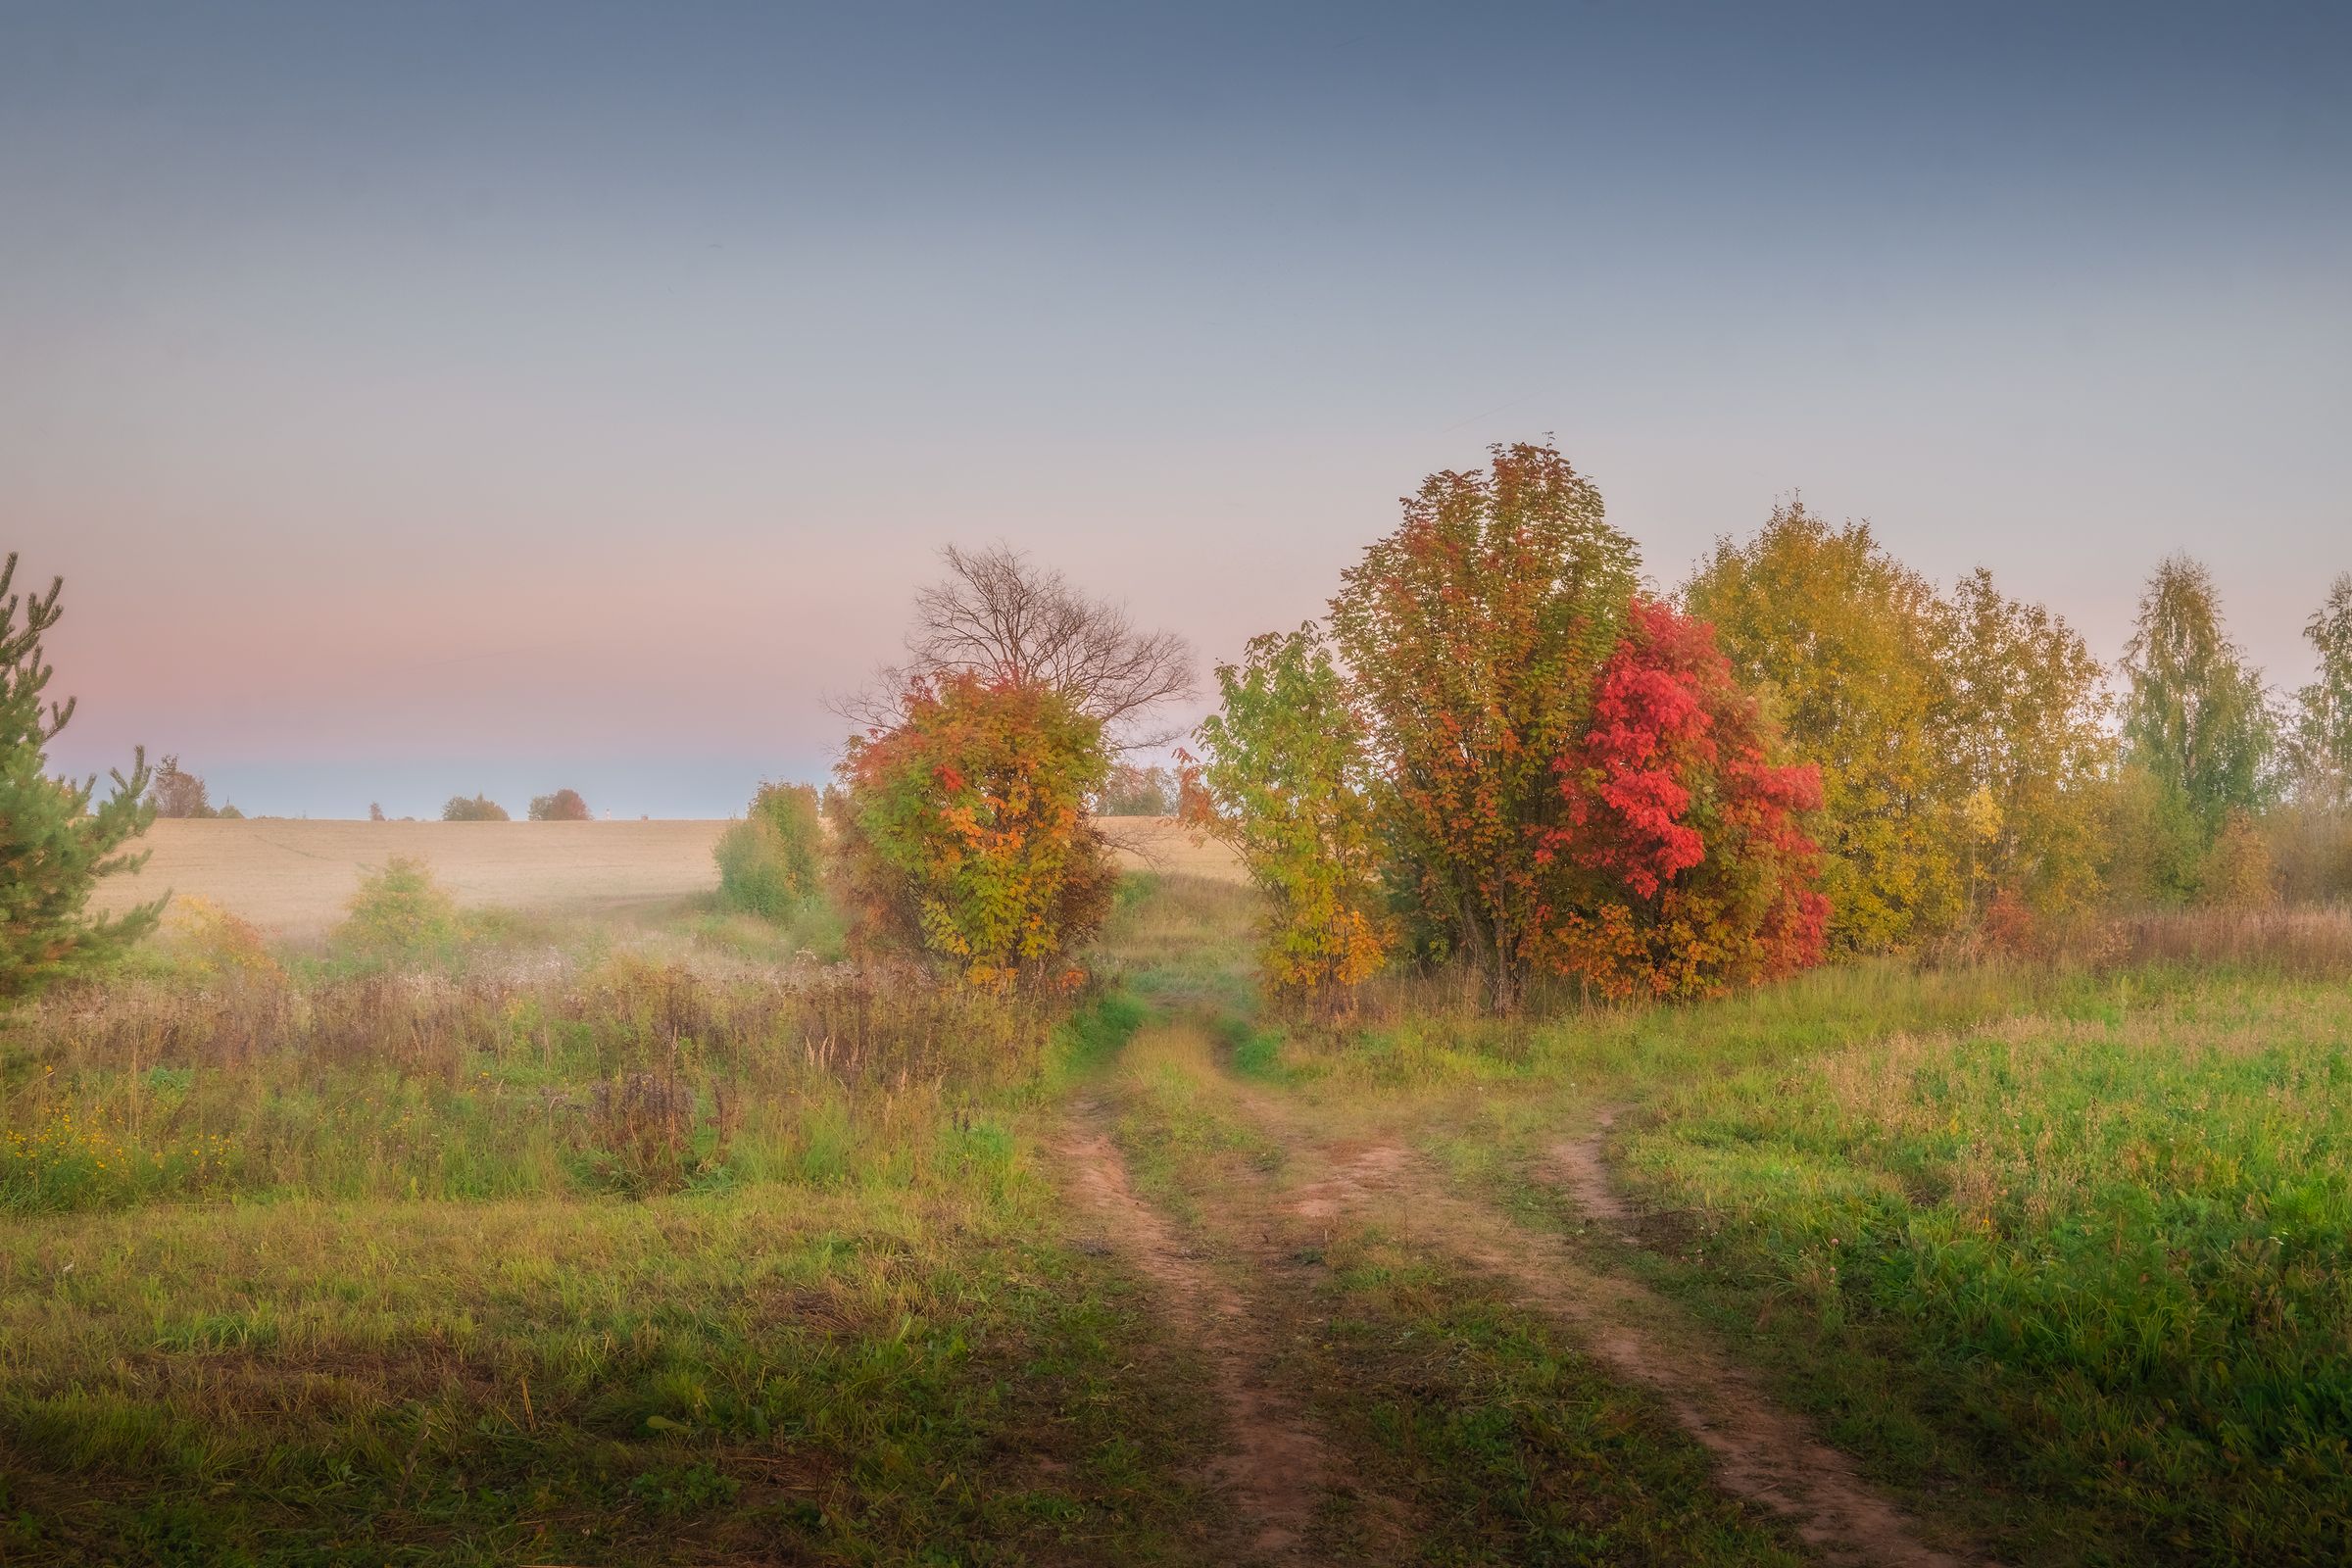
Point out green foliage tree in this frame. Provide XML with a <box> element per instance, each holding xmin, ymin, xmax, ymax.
<box><xmin>1682</xmin><ymin>502</ymin><xmax>1959</xmax><ymax>951</ymax></box>
<box><xmin>714</xmin><ymin>781</ymin><xmax>824</xmax><ymax>917</ymax></box>
<box><xmin>1328</xmin><ymin>441</ymin><xmax>1639</xmax><ymax>1008</ymax></box>
<box><xmin>441</xmin><ymin>793</ymin><xmax>512</xmax><ymax>822</ymax></box>
<box><xmin>2286</xmin><ymin>571</ymin><xmax>2352</xmax><ymax>808</ymax></box>
<box><xmin>1942</xmin><ymin>569</ymin><xmax>2115</xmax><ymax>917</ymax></box>
<box><xmin>835</xmin><ymin>676</ymin><xmax>1112</xmax><ymax>989</ymax></box>
<box><xmin>1187</xmin><ymin>623</ymin><xmax>1389</xmax><ymax>1002</ymax></box>
<box><xmin>2118</xmin><ymin>556</ymin><xmax>2276</xmax><ymax>892</ymax></box>
<box><xmin>527</xmin><ymin>787</ymin><xmax>592</xmax><ymax>821</ymax></box>
<box><xmin>0</xmin><ymin>555</ymin><xmax>162</xmax><ymax>1000</ymax></box>
<box><xmin>1096</xmin><ymin>762</ymin><xmax>1177</xmax><ymax>816</ymax></box>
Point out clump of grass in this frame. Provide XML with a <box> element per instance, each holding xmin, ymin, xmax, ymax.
<box><xmin>2108</xmin><ymin>903</ymin><xmax>2352</xmax><ymax>976</ymax></box>
<box><xmin>1041</xmin><ymin>991</ymin><xmax>1146</xmax><ymax>1092</ymax></box>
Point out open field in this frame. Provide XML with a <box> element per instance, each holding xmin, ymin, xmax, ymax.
<box><xmin>11</xmin><ymin>866</ymin><xmax>2350</xmax><ymax>1564</ymax></box>
<box><xmin>91</xmin><ymin>816</ymin><xmax>1240</xmax><ymax>936</ymax></box>
<box><xmin>90</xmin><ymin>819</ymin><xmax>731</xmax><ymax>936</ymax></box>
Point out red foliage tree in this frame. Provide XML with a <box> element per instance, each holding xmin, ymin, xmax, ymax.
<box><xmin>1531</xmin><ymin>599</ymin><xmax>1828</xmax><ymax>1000</ymax></box>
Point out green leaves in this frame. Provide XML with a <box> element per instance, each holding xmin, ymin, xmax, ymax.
<box><xmin>0</xmin><ymin>553</ymin><xmax>161</xmax><ymax>1001</ymax></box>
<box><xmin>2121</xmin><ymin>555</ymin><xmax>2278</xmax><ymax>841</ymax></box>
<box><xmin>1189</xmin><ymin>623</ymin><xmax>1389</xmax><ymax>999</ymax></box>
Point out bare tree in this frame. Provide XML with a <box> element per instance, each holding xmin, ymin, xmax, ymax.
<box><xmin>847</xmin><ymin>544</ymin><xmax>1195</xmax><ymax>750</ymax></box>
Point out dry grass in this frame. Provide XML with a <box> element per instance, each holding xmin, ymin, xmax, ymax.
<box><xmin>92</xmin><ymin>819</ymin><xmax>732</xmax><ymax>936</ymax></box>
<box><xmin>1099</xmin><ymin>817</ymin><xmax>1246</xmax><ymax>884</ymax></box>
<box><xmin>94</xmin><ymin>817</ymin><xmax>1241</xmax><ymax>937</ymax></box>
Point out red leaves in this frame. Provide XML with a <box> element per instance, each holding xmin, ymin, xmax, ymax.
<box><xmin>1534</xmin><ymin>599</ymin><xmax>1829</xmax><ymax>1000</ymax></box>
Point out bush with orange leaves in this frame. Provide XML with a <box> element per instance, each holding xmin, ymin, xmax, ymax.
<box><xmin>833</xmin><ymin>675</ymin><xmax>1113</xmax><ymax>990</ymax></box>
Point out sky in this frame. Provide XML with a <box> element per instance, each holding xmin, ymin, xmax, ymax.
<box><xmin>7</xmin><ymin>1</ymin><xmax>2348</xmax><ymax>818</ymax></box>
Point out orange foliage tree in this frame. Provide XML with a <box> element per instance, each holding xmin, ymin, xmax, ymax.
<box><xmin>833</xmin><ymin>675</ymin><xmax>1113</xmax><ymax>990</ymax></box>
<box><xmin>1530</xmin><ymin>599</ymin><xmax>1828</xmax><ymax>999</ymax></box>
<box><xmin>1328</xmin><ymin>441</ymin><xmax>1639</xmax><ymax>1009</ymax></box>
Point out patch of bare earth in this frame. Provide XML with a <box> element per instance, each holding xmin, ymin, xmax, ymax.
<box><xmin>1294</xmin><ymin>1115</ymin><xmax>1984</xmax><ymax>1568</ymax></box>
<box><xmin>1054</xmin><ymin>1118</ymin><xmax>1332</xmax><ymax>1561</ymax></box>
<box><xmin>1548</xmin><ymin>1108</ymin><xmax>1639</xmax><ymax>1235</ymax></box>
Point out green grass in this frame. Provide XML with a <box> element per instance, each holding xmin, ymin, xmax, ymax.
<box><xmin>1084</xmin><ymin>1011</ymin><xmax>1803</xmax><ymax>1565</ymax></box>
<box><xmin>2</xmin><ymin>1173</ymin><xmax>1223</xmax><ymax>1564</ymax></box>
<box><xmin>1617</xmin><ymin>975</ymin><xmax>2352</xmax><ymax>1566</ymax></box>
<box><xmin>1305</xmin><ymin>946</ymin><xmax>2352</xmax><ymax>1566</ymax></box>
<box><xmin>13</xmin><ymin>869</ymin><xmax>2350</xmax><ymax>1564</ymax></box>
<box><xmin>0</xmin><ymin>890</ymin><xmax>1228</xmax><ymax>1565</ymax></box>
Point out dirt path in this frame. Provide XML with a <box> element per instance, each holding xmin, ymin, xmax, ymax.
<box><xmin>1054</xmin><ymin>1113</ymin><xmax>1334</xmax><ymax>1561</ymax></box>
<box><xmin>1181</xmin><ymin>1055</ymin><xmax>1979</xmax><ymax>1568</ymax></box>
<box><xmin>1547</xmin><ymin>1108</ymin><xmax>1639</xmax><ymax>1234</ymax></box>
<box><xmin>1273</xmin><ymin>1100</ymin><xmax>1984</xmax><ymax>1568</ymax></box>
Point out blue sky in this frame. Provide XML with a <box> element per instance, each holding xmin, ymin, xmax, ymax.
<box><xmin>8</xmin><ymin>1</ymin><xmax>2348</xmax><ymax>816</ymax></box>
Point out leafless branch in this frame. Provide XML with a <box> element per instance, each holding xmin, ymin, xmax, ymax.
<box><xmin>839</xmin><ymin>544</ymin><xmax>1196</xmax><ymax>751</ymax></box>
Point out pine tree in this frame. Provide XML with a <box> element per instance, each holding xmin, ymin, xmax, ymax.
<box><xmin>0</xmin><ymin>554</ymin><xmax>162</xmax><ymax>1000</ymax></box>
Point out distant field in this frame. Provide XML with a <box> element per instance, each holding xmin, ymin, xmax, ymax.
<box><xmin>94</xmin><ymin>816</ymin><xmax>1240</xmax><ymax>934</ymax></box>
<box><xmin>1097</xmin><ymin>816</ymin><xmax>1247</xmax><ymax>884</ymax></box>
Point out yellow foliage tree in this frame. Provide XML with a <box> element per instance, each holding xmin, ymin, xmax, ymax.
<box><xmin>1682</xmin><ymin>502</ymin><xmax>1959</xmax><ymax>951</ymax></box>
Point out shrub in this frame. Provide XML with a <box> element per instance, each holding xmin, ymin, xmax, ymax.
<box><xmin>1187</xmin><ymin>623</ymin><xmax>1389</xmax><ymax>1003</ymax></box>
<box><xmin>835</xmin><ymin>675</ymin><xmax>1112</xmax><ymax>989</ymax></box>
<box><xmin>442</xmin><ymin>793</ymin><xmax>510</xmax><ymax>822</ymax></box>
<box><xmin>1327</xmin><ymin>440</ymin><xmax>1639</xmax><ymax>1009</ymax></box>
<box><xmin>164</xmin><ymin>897</ymin><xmax>283</xmax><ymax>984</ymax></box>
<box><xmin>714</xmin><ymin>782</ymin><xmax>823</xmax><ymax>918</ymax></box>
<box><xmin>2199</xmin><ymin>814</ymin><xmax>2278</xmax><ymax>907</ymax></box>
<box><xmin>1682</xmin><ymin>501</ymin><xmax>1960</xmax><ymax>951</ymax></box>
<box><xmin>334</xmin><ymin>857</ymin><xmax>466</xmax><ymax>965</ymax></box>
<box><xmin>147</xmin><ymin>755</ymin><xmax>218</xmax><ymax>818</ymax></box>
<box><xmin>1528</xmin><ymin>599</ymin><xmax>1829</xmax><ymax>1000</ymax></box>
<box><xmin>583</xmin><ymin>1068</ymin><xmax>736</xmax><ymax>1195</ymax></box>
<box><xmin>527</xmin><ymin>787</ymin><xmax>592</xmax><ymax>821</ymax></box>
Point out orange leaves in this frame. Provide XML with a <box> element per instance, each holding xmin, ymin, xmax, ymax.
<box><xmin>836</xmin><ymin>674</ymin><xmax>1113</xmax><ymax>990</ymax></box>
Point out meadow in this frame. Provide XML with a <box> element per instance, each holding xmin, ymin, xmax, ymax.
<box><xmin>7</xmin><ymin>857</ymin><xmax>2350</xmax><ymax>1565</ymax></box>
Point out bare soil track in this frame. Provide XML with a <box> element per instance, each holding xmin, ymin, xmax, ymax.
<box><xmin>1235</xmin><ymin>1059</ymin><xmax>1987</xmax><ymax>1567</ymax></box>
<box><xmin>1393</xmin><ymin>1148</ymin><xmax>1979</xmax><ymax>1568</ymax></box>
<box><xmin>1054</xmin><ymin>1115</ymin><xmax>1333</xmax><ymax>1561</ymax></box>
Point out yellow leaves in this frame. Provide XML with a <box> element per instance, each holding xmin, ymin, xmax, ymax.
<box><xmin>1962</xmin><ymin>787</ymin><xmax>2003</xmax><ymax>846</ymax></box>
